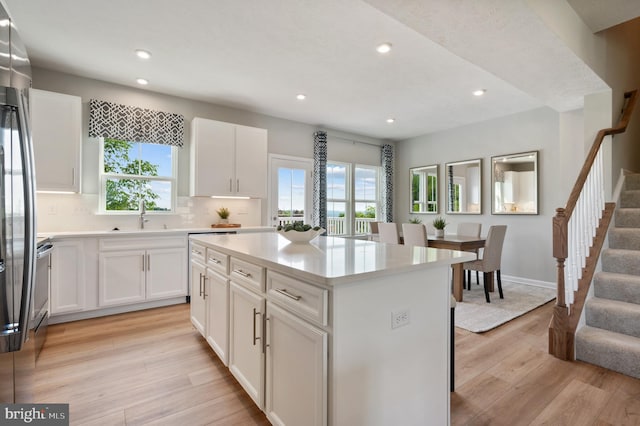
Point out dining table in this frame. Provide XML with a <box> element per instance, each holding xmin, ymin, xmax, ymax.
<box><xmin>427</xmin><ymin>234</ymin><xmax>486</xmax><ymax>302</ymax></box>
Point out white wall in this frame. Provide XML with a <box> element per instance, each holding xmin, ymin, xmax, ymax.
<box><xmin>31</xmin><ymin>67</ymin><xmax>388</xmax><ymax>231</ymax></box>
<box><xmin>396</xmin><ymin>107</ymin><xmax>563</xmax><ymax>283</ymax></box>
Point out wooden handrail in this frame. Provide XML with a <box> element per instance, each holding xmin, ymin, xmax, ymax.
<box><xmin>562</xmin><ymin>90</ymin><xmax>638</xmax><ymax>220</ymax></box>
<box><xmin>550</xmin><ymin>89</ymin><xmax>638</xmax><ymax>361</ymax></box>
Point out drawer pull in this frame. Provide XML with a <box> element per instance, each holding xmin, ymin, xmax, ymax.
<box><xmin>192</xmin><ymin>249</ymin><xmax>202</xmax><ymax>256</ymax></box>
<box><xmin>233</xmin><ymin>269</ymin><xmax>252</xmax><ymax>278</ymax></box>
<box><xmin>208</xmin><ymin>257</ymin><xmax>221</xmax><ymax>264</ymax></box>
<box><xmin>275</xmin><ymin>288</ymin><xmax>302</xmax><ymax>301</ymax></box>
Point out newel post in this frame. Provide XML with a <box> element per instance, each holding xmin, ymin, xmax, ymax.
<box><xmin>549</xmin><ymin>208</ymin><xmax>573</xmax><ymax>360</ymax></box>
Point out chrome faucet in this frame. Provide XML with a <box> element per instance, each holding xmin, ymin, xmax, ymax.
<box><xmin>139</xmin><ymin>200</ymin><xmax>149</xmax><ymax>229</ymax></box>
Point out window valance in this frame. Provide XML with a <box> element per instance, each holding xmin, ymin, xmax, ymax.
<box><xmin>88</xmin><ymin>99</ymin><xmax>185</xmax><ymax>147</ymax></box>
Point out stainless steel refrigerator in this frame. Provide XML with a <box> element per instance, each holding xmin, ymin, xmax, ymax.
<box><xmin>0</xmin><ymin>1</ymin><xmax>36</xmax><ymax>403</ymax></box>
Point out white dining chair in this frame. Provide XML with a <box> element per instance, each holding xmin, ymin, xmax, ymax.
<box><xmin>378</xmin><ymin>222</ymin><xmax>401</xmax><ymax>244</ymax></box>
<box><xmin>402</xmin><ymin>223</ymin><xmax>428</xmax><ymax>247</ymax></box>
<box><xmin>424</xmin><ymin>222</ymin><xmax>436</xmax><ymax>236</ymax></box>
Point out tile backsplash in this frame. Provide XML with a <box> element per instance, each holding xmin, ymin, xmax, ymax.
<box><xmin>36</xmin><ymin>193</ymin><xmax>263</xmax><ymax>232</ymax></box>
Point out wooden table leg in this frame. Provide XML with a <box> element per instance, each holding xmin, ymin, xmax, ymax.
<box><xmin>452</xmin><ymin>263</ymin><xmax>463</xmax><ymax>302</ymax></box>
<box><xmin>486</xmin><ymin>271</ymin><xmax>495</xmax><ymax>292</ymax></box>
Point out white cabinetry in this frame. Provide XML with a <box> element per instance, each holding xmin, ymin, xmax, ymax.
<box><xmin>189</xmin><ymin>242</ymin><xmax>230</xmax><ymax>365</ymax></box>
<box><xmin>265</xmin><ymin>301</ymin><xmax>327</xmax><ymax>426</ymax></box>
<box><xmin>99</xmin><ymin>236</ymin><xmax>187</xmax><ymax>307</ymax></box>
<box><xmin>229</xmin><ymin>281</ymin><xmax>265</xmax><ymax>409</ymax></box>
<box><xmin>50</xmin><ymin>239</ymin><xmax>90</xmax><ymax>314</ymax></box>
<box><xmin>190</xmin><ymin>117</ymin><xmax>267</xmax><ymax>198</ymax></box>
<box><xmin>190</xmin><ymin>244</ymin><xmax>207</xmax><ymax>335</ymax></box>
<box><xmin>30</xmin><ymin>89</ymin><xmax>82</xmax><ymax>193</ymax></box>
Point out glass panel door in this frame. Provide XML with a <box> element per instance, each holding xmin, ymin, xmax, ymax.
<box><xmin>269</xmin><ymin>156</ymin><xmax>312</xmax><ymax>227</ymax></box>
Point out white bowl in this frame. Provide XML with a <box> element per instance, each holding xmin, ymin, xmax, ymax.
<box><xmin>277</xmin><ymin>228</ymin><xmax>325</xmax><ymax>243</ymax></box>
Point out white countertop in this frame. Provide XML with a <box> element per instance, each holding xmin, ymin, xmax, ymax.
<box><xmin>39</xmin><ymin>226</ymin><xmax>274</xmax><ymax>239</ymax></box>
<box><xmin>190</xmin><ymin>233</ymin><xmax>476</xmax><ymax>286</ymax></box>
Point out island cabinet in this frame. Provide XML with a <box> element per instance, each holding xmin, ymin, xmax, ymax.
<box><xmin>189</xmin><ymin>241</ymin><xmax>230</xmax><ymax>365</ymax></box>
<box><xmin>99</xmin><ymin>236</ymin><xmax>187</xmax><ymax>307</ymax></box>
<box><xmin>190</xmin><ymin>117</ymin><xmax>267</xmax><ymax>198</ymax></box>
<box><xmin>189</xmin><ymin>233</ymin><xmax>475</xmax><ymax>426</ymax></box>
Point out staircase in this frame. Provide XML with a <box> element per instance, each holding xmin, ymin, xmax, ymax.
<box><xmin>575</xmin><ymin>174</ymin><xmax>640</xmax><ymax>379</ymax></box>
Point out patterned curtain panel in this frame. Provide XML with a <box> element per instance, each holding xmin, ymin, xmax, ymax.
<box><xmin>313</xmin><ymin>131</ymin><xmax>327</xmax><ymax>231</ymax></box>
<box><xmin>381</xmin><ymin>144</ymin><xmax>394</xmax><ymax>223</ymax></box>
<box><xmin>88</xmin><ymin>99</ymin><xmax>185</xmax><ymax>147</ymax></box>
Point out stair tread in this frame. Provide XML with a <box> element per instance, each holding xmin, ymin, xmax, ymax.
<box><xmin>587</xmin><ymin>296</ymin><xmax>640</xmax><ymax>312</ymax></box>
<box><xmin>577</xmin><ymin>325</ymin><xmax>640</xmax><ymax>347</ymax></box>
<box><xmin>595</xmin><ymin>271</ymin><xmax>640</xmax><ymax>283</ymax></box>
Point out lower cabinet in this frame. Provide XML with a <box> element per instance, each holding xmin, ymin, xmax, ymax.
<box><xmin>265</xmin><ymin>301</ymin><xmax>327</xmax><ymax>426</ymax></box>
<box><xmin>99</xmin><ymin>237</ymin><xmax>187</xmax><ymax>307</ymax></box>
<box><xmin>189</xmin><ymin>240</ymin><xmax>329</xmax><ymax>426</ymax></box>
<box><xmin>205</xmin><ymin>268</ymin><xmax>229</xmax><ymax>365</ymax></box>
<box><xmin>190</xmin><ymin>258</ymin><xmax>207</xmax><ymax>335</ymax></box>
<box><xmin>50</xmin><ymin>238</ymin><xmax>91</xmax><ymax>314</ymax></box>
<box><xmin>229</xmin><ymin>281</ymin><xmax>265</xmax><ymax>409</ymax></box>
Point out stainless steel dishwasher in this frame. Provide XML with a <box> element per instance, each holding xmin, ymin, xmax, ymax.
<box><xmin>33</xmin><ymin>241</ymin><xmax>53</xmax><ymax>361</ymax></box>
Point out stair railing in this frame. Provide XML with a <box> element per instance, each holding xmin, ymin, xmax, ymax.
<box><xmin>549</xmin><ymin>90</ymin><xmax>638</xmax><ymax>361</ymax></box>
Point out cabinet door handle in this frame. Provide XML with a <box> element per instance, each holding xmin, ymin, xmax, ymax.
<box><xmin>237</xmin><ymin>179</ymin><xmax>240</xmax><ymax>192</ymax></box>
<box><xmin>199</xmin><ymin>273</ymin><xmax>204</xmax><ymax>297</ymax></box>
<box><xmin>208</xmin><ymin>257</ymin><xmax>221</xmax><ymax>264</ymax></box>
<box><xmin>147</xmin><ymin>254</ymin><xmax>150</xmax><ymax>271</ymax></box>
<box><xmin>275</xmin><ymin>288</ymin><xmax>302</xmax><ymax>301</ymax></box>
<box><xmin>202</xmin><ymin>275</ymin><xmax>208</xmax><ymax>299</ymax></box>
<box><xmin>233</xmin><ymin>269</ymin><xmax>251</xmax><ymax>278</ymax></box>
<box><xmin>229</xmin><ymin>178</ymin><xmax>232</xmax><ymax>192</ymax></box>
<box><xmin>71</xmin><ymin>167</ymin><xmax>75</xmax><ymax>186</ymax></box>
<box><xmin>264</xmin><ymin>317</ymin><xmax>270</xmax><ymax>353</ymax></box>
<box><xmin>253</xmin><ymin>308</ymin><xmax>261</xmax><ymax>345</ymax></box>
<box><xmin>142</xmin><ymin>254</ymin><xmax>145</xmax><ymax>271</ymax></box>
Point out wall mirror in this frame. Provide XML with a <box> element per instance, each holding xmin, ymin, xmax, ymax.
<box><xmin>445</xmin><ymin>159</ymin><xmax>482</xmax><ymax>214</ymax></box>
<box><xmin>410</xmin><ymin>164</ymin><xmax>438</xmax><ymax>214</ymax></box>
<box><xmin>491</xmin><ymin>151</ymin><xmax>538</xmax><ymax>214</ymax></box>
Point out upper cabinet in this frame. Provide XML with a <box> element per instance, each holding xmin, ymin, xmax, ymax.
<box><xmin>190</xmin><ymin>117</ymin><xmax>268</xmax><ymax>198</ymax></box>
<box><xmin>30</xmin><ymin>89</ymin><xmax>82</xmax><ymax>193</ymax></box>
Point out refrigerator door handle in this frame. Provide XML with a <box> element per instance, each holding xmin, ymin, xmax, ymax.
<box><xmin>11</xmin><ymin>88</ymin><xmax>36</xmax><ymax>351</ymax></box>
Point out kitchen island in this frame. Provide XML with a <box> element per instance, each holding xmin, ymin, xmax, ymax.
<box><xmin>189</xmin><ymin>233</ymin><xmax>475</xmax><ymax>426</ymax></box>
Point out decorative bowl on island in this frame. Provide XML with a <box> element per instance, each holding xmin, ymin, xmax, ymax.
<box><xmin>276</xmin><ymin>224</ymin><xmax>325</xmax><ymax>243</ymax></box>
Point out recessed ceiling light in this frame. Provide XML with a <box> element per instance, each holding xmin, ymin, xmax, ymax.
<box><xmin>136</xmin><ymin>78</ymin><xmax>149</xmax><ymax>85</ymax></box>
<box><xmin>386</xmin><ymin>118</ymin><xmax>395</xmax><ymax>124</ymax></box>
<box><xmin>135</xmin><ymin>49</ymin><xmax>152</xmax><ymax>59</ymax></box>
<box><xmin>296</xmin><ymin>94</ymin><xmax>306</xmax><ymax>100</ymax></box>
<box><xmin>376</xmin><ymin>43</ymin><xmax>392</xmax><ymax>54</ymax></box>
<box><xmin>473</xmin><ymin>89</ymin><xmax>487</xmax><ymax>96</ymax></box>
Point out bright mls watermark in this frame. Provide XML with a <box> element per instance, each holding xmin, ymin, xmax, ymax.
<box><xmin>0</xmin><ymin>404</ymin><xmax>68</xmax><ymax>425</ymax></box>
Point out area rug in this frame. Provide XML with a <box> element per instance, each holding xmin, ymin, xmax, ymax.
<box><xmin>455</xmin><ymin>281</ymin><xmax>556</xmax><ymax>333</ymax></box>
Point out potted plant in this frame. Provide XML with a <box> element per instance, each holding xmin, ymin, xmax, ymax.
<box><xmin>408</xmin><ymin>217</ymin><xmax>422</xmax><ymax>224</ymax></box>
<box><xmin>216</xmin><ymin>207</ymin><xmax>230</xmax><ymax>224</ymax></box>
<box><xmin>432</xmin><ymin>216</ymin><xmax>447</xmax><ymax>237</ymax></box>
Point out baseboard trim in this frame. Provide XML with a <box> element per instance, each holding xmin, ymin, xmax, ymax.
<box><xmin>501</xmin><ymin>274</ymin><xmax>555</xmax><ymax>290</ymax></box>
<box><xmin>50</xmin><ymin>297</ymin><xmax>188</xmax><ymax>324</ymax></box>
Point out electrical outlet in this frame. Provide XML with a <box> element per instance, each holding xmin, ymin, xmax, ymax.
<box><xmin>391</xmin><ymin>309</ymin><xmax>410</xmax><ymax>329</ymax></box>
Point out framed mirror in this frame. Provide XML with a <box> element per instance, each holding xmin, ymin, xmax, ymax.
<box><xmin>410</xmin><ymin>164</ymin><xmax>438</xmax><ymax>214</ymax></box>
<box><xmin>491</xmin><ymin>151</ymin><xmax>538</xmax><ymax>214</ymax></box>
<box><xmin>445</xmin><ymin>159</ymin><xmax>482</xmax><ymax>214</ymax></box>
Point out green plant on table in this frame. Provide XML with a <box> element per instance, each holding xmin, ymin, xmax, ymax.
<box><xmin>432</xmin><ymin>216</ymin><xmax>447</xmax><ymax>230</ymax></box>
<box><xmin>408</xmin><ymin>217</ymin><xmax>422</xmax><ymax>224</ymax></box>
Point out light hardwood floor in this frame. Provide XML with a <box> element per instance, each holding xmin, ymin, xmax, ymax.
<box><xmin>36</xmin><ymin>302</ymin><xmax>640</xmax><ymax>425</ymax></box>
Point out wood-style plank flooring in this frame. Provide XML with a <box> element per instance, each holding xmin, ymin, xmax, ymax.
<box><xmin>36</xmin><ymin>302</ymin><xmax>640</xmax><ymax>425</ymax></box>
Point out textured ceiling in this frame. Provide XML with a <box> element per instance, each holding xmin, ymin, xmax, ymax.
<box><xmin>568</xmin><ymin>0</ymin><xmax>640</xmax><ymax>32</ymax></box>
<box><xmin>3</xmin><ymin>0</ymin><xmax>614</xmax><ymax>140</ymax></box>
